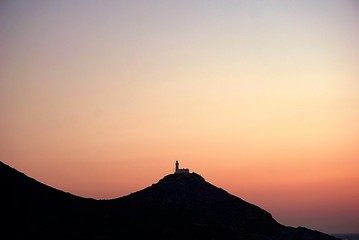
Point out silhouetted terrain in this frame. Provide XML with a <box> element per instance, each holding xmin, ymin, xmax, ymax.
<box><xmin>1</xmin><ymin>161</ymin><xmax>339</xmax><ymax>239</ymax></box>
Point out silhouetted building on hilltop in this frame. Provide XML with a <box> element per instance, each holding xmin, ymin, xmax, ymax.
<box><xmin>175</xmin><ymin>160</ymin><xmax>189</xmax><ymax>174</ymax></box>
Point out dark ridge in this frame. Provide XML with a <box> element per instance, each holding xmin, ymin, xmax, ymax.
<box><xmin>0</xmin><ymin>161</ymin><xmax>339</xmax><ymax>240</ymax></box>
<box><xmin>0</xmin><ymin>161</ymin><xmax>98</xmax><ymax>239</ymax></box>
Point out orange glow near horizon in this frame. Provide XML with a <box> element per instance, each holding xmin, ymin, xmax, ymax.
<box><xmin>0</xmin><ymin>0</ymin><xmax>358</xmax><ymax>233</ymax></box>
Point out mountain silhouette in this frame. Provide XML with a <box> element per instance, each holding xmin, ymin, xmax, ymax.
<box><xmin>0</xmin><ymin>161</ymin><xmax>338</xmax><ymax>240</ymax></box>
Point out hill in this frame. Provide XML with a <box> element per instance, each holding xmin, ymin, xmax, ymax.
<box><xmin>0</xmin><ymin>161</ymin><xmax>339</xmax><ymax>239</ymax></box>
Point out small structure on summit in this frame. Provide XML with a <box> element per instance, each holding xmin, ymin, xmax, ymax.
<box><xmin>175</xmin><ymin>160</ymin><xmax>189</xmax><ymax>174</ymax></box>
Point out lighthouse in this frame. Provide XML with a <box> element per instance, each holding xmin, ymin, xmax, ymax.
<box><xmin>175</xmin><ymin>160</ymin><xmax>179</xmax><ymax>172</ymax></box>
<box><xmin>174</xmin><ymin>160</ymin><xmax>189</xmax><ymax>174</ymax></box>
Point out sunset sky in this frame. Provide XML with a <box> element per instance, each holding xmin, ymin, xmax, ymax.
<box><xmin>0</xmin><ymin>0</ymin><xmax>358</xmax><ymax>233</ymax></box>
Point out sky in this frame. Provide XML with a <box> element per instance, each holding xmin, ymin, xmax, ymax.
<box><xmin>0</xmin><ymin>0</ymin><xmax>358</xmax><ymax>234</ymax></box>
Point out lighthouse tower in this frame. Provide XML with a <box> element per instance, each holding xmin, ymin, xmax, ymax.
<box><xmin>175</xmin><ymin>160</ymin><xmax>179</xmax><ymax>173</ymax></box>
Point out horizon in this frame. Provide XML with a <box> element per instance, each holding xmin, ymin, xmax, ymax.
<box><xmin>0</xmin><ymin>0</ymin><xmax>358</xmax><ymax>234</ymax></box>
<box><xmin>2</xmin><ymin>159</ymin><xmax>357</xmax><ymax>235</ymax></box>
<box><xmin>2</xmin><ymin>159</ymin><xmax>358</xmax><ymax>236</ymax></box>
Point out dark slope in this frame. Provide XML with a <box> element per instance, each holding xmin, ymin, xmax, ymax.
<box><xmin>100</xmin><ymin>173</ymin><xmax>337</xmax><ymax>240</ymax></box>
<box><xmin>100</xmin><ymin>173</ymin><xmax>280</xmax><ymax>239</ymax></box>
<box><xmin>0</xmin><ymin>161</ymin><xmax>338</xmax><ymax>240</ymax></box>
<box><xmin>0</xmin><ymin>161</ymin><xmax>97</xmax><ymax>239</ymax></box>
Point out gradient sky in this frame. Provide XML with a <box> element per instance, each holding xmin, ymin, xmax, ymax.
<box><xmin>1</xmin><ymin>0</ymin><xmax>358</xmax><ymax>234</ymax></box>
